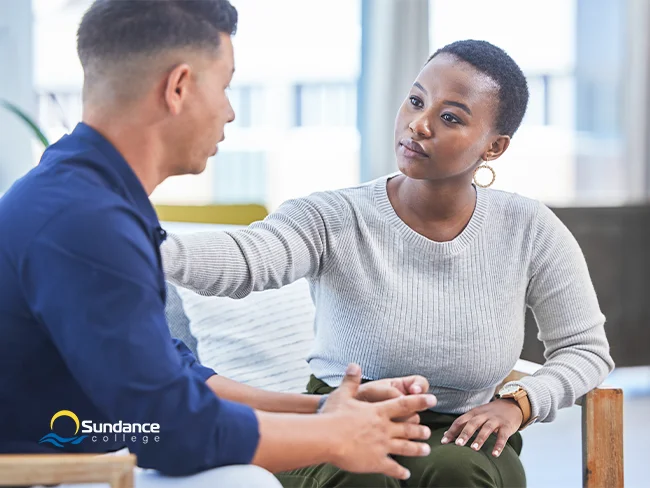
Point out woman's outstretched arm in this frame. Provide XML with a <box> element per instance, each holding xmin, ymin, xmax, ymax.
<box><xmin>161</xmin><ymin>191</ymin><xmax>348</xmax><ymax>297</ymax></box>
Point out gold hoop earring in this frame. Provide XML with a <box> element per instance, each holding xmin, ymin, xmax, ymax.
<box><xmin>473</xmin><ymin>161</ymin><xmax>496</xmax><ymax>188</ymax></box>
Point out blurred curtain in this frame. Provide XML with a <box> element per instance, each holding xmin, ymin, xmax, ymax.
<box><xmin>358</xmin><ymin>0</ymin><xmax>429</xmax><ymax>182</ymax></box>
<box><xmin>0</xmin><ymin>0</ymin><xmax>36</xmax><ymax>194</ymax></box>
<box><xmin>573</xmin><ymin>0</ymin><xmax>628</xmax><ymax>203</ymax></box>
<box><xmin>624</xmin><ymin>0</ymin><xmax>650</xmax><ymax>201</ymax></box>
<box><xmin>0</xmin><ymin>0</ymin><xmax>34</xmax><ymax>193</ymax></box>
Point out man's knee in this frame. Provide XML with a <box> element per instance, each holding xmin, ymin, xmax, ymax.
<box><xmin>422</xmin><ymin>444</ymin><xmax>498</xmax><ymax>487</ymax></box>
<box><xmin>137</xmin><ymin>464</ymin><xmax>282</xmax><ymax>488</ymax></box>
<box><xmin>215</xmin><ymin>465</ymin><xmax>282</xmax><ymax>488</ymax></box>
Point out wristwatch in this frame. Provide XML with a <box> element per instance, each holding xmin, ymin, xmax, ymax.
<box><xmin>496</xmin><ymin>384</ymin><xmax>538</xmax><ymax>429</ymax></box>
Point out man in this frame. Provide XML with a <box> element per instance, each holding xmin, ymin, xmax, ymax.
<box><xmin>0</xmin><ymin>1</ymin><xmax>436</xmax><ymax>487</ymax></box>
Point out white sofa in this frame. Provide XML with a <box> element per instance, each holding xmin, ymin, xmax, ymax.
<box><xmin>163</xmin><ymin>222</ymin><xmax>315</xmax><ymax>393</ymax></box>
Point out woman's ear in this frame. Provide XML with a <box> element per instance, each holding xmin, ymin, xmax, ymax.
<box><xmin>484</xmin><ymin>135</ymin><xmax>511</xmax><ymax>161</ymax></box>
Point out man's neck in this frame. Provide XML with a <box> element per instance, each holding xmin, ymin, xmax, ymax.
<box><xmin>82</xmin><ymin>113</ymin><xmax>167</xmax><ymax>196</ymax></box>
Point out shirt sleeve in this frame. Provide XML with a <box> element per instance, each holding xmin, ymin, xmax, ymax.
<box><xmin>508</xmin><ymin>203</ymin><xmax>615</xmax><ymax>423</ymax></box>
<box><xmin>161</xmin><ymin>192</ymin><xmax>348</xmax><ymax>298</ymax></box>
<box><xmin>173</xmin><ymin>339</ymin><xmax>217</xmax><ymax>382</ymax></box>
<box><xmin>20</xmin><ymin>204</ymin><xmax>258</xmax><ymax>476</ymax></box>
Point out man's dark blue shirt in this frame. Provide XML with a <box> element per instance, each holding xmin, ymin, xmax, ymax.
<box><xmin>0</xmin><ymin>123</ymin><xmax>259</xmax><ymax>475</ymax></box>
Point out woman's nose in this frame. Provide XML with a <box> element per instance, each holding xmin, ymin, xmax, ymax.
<box><xmin>408</xmin><ymin>113</ymin><xmax>432</xmax><ymax>138</ymax></box>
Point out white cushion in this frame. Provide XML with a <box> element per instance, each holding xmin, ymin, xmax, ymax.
<box><xmin>175</xmin><ymin>279</ymin><xmax>315</xmax><ymax>393</ymax></box>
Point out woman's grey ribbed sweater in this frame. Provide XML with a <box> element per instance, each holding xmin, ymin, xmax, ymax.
<box><xmin>162</xmin><ymin>175</ymin><xmax>614</xmax><ymax>423</ymax></box>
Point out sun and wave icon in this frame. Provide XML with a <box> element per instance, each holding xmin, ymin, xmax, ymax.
<box><xmin>38</xmin><ymin>410</ymin><xmax>88</xmax><ymax>448</ymax></box>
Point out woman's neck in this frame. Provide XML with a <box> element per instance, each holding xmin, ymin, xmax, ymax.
<box><xmin>385</xmin><ymin>174</ymin><xmax>477</xmax><ymax>242</ymax></box>
<box><xmin>390</xmin><ymin>175</ymin><xmax>476</xmax><ymax>222</ymax></box>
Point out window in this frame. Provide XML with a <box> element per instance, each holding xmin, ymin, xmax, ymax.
<box><xmin>212</xmin><ymin>151</ymin><xmax>267</xmax><ymax>204</ymax></box>
<box><xmin>294</xmin><ymin>83</ymin><xmax>357</xmax><ymax>128</ymax></box>
<box><xmin>30</xmin><ymin>0</ymin><xmax>363</xmax><ymax>211</ymax></box>
<box><xmin>156</xmin><ymin>0</ymin><xmax>363</xmax><ymax>210</ymax></box>
<box><xmin>228</xmin><ymin>86</ymin><xmax>266</xmax><ymax>129</ymax></box>
<box><xmin>38</xmin><ymin>90</ymin><xmax>80</xmax><ymax>141</ymax></box>
<box><xmin>429</xmin><ymin>0</ymin><xmax>627</xmax><ymax>206</ymax></box>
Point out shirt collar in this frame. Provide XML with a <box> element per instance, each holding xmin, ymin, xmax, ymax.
<box><xmin>70</xmin><ymin>122</ymin><xmax>161</xmax><ymax>229</ymax></box>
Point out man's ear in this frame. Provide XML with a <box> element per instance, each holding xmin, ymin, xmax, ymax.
<box><xmin>163</xmin><ymin>63</ymin><xmax>192</xmax><ymax>116</ymax></box>
<box><xmin>483</xmin><ymin>135</ymin><xmax>511</xmax><ymax>161</ymax></box>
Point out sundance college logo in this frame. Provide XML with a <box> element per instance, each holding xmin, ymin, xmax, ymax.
<box><xmin>39</xmin><ymin>410</ymin><xmax>161</xmax><ymax>448</ymax></box>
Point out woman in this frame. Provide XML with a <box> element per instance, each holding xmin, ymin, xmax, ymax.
<box><xmin>162</xmin><ymin>40</ymin><xmax>614</xmax><ymax>487</ymax></box>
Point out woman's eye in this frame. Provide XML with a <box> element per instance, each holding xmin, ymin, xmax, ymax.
<box><xmin>409</xmin><ymin>96</ymin><xmax>424</xmax><ymax>108</ymax></box>
<box><xmin>441</xmin><ymin>113</ymin><xmax>460</xmax><ymax>124</ymax></box>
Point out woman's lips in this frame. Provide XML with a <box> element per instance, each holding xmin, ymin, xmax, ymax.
<box><xmin>399</xmin><ymin>139</ymin><xmax>428</xmax><ymax>159</ymax></box>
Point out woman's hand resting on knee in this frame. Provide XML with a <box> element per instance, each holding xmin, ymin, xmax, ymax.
<box><xmin>440</xmin><ymin>399</ymin><xmax>523</xmax><ymax>458</ymax></box>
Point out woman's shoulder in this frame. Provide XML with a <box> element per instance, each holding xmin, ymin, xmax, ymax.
<box><xmin>274</xmin><ymin>178</ymin><xmax>381</xmax><ymax>225</ymax></box>
<box><xmin>485</xmin><ymin>187</ymin><xmax>574</xmax><ymax>243</ymax></box>
<box><xmin>484</xmin><ymin>187</ymin><xmax>552</xmax><ymax>224</ymax></box>
<box><xmin>484</xmin><ymin>187</ymin><xmax>542</xmax><ymax>211</ymax></box>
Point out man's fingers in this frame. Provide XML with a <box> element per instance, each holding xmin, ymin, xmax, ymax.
<box><xmin>392</xmin><ymin>422</ymin><xmax>431</xmax><ymax>441</ymax></box>
<box><xmin>336</xmin><ymin>363</ymin><xmax>362</xmax><ymax>398</ymax></box>
<box><xmin>400</xmin><ymin>413</ymin><xmax>421</xmax><ymax>424</ymax></box>
<box><xmin>405</xmin><ymin>375</ymin><xmax>429</xmax><ymax>394</ymax></box>
<box><xmin>392</xmin><ymin>413</ymin><xmax>421</xmax><ymax>424</ymax></box>
<box><xmin>470</xmin><ymin>422</ymin><xmax>498</xmax><ymax>451</ymax></box>
<box><xmin>379</xmin><ymin>393</ymin><xmax>436</xmax><ymax>419</ymax></box>
<box><xmin>388</xmin><ymin>439</ymin><xmax>431</xmax><ymax>457</ymax></box>
<box><xmin>375</xmin><ymin>386</ymin><xmax>404</xmax><ymax>401</ymax></box>
<box><xmin>377</xmin><ymin>458</ymin><xmax>411</xmax><ymax>481</ymax></box>
<box><xmin>492</xmin><ymin>428</ymin><xmax>513</xmax><ymax>457</ymax></box>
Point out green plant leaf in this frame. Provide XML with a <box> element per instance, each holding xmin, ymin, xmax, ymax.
<box><xmin>0</xmin><ymin>99</ymin><xmax>50</xmax><ymax>148</ymax></box>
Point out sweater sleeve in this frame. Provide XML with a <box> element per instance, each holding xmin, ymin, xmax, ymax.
<box><xmin>161</xmin><ymin>192</ymin><xmax>347</xmax><ymax>298</ymax></box>
<box><xmin>507</xmin><ymin>203</ymin><xmax>614</xmax><ymax>423</ymax></box>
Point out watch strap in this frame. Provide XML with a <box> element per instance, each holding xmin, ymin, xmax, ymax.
<box><xmin>498</xmin><ymin>387</ymin><xmax>538</xmax><ymax>430</ymax></box>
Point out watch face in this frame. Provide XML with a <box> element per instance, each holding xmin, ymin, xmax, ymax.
<box><xmin>499</xmin><ymin>384</ymin><xmax>520</xmax><ymax>396</ymax></box>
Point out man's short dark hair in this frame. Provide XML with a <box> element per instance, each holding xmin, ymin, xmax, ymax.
<box><xmin>77</xmin><ymin>0</ymin><xmax>238</xmax><ymax>68</ymax></box>
<box><xmin>428</xmin><ymin>40</ymin><xmax>529</xmax><ymax>137</ymax></box>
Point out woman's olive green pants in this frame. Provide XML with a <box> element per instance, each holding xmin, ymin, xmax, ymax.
<box><xmin>275</xmin><ymin>376</ymin><xmax>526</xmax><ymax>488</ymax></box>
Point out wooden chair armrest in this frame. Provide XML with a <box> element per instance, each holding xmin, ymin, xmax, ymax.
<box><xmin>0</xmin><ymin>453</ymin><xmax>136</xmax><ymax>488</ymax></box>
<box><xmin>582</xmin><ymin>386</ymin><xmax>624</xmax><ymax>488</ymax></box>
